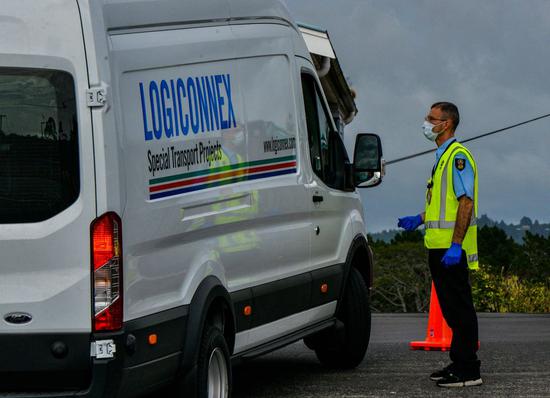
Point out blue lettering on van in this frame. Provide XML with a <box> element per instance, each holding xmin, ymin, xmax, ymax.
<box><xmin>160</xmin><ymin>80</ymin><xmax>173</xmax><ymax>138</ymax></box>
<box><xmin>222</xmin><ymin>74</ymin><xmax>236</xmax><ymax>129</ymax></box>
<box><xmin>186</xmin><ymin>77</ymin><xmax>199</xmax><ymax>134</ymax></box>
<box><xmin>206</xmin><ymin>76</ymin><xmax>219</xmax><ymax>131</ymax></box>
<box><xmin>214</xmin><ymin>75</ymin><xmax>227</xmax><ymax>129</ymax></box>
<box><xmin>197</xmin><ymin>77</ymin><xmax>210</xmax><ymax>133</ymax></box>
<box><xmin>140</xmin><ymin>83</ymin><xmax>153</xmax><ymax>141</ymax></box>
<box><xmin>139</xmin><ymin>74</ymin><xmax>236</xmax><ymax>141</ymax></box>
<box><xmin>149</xmin><ymin>81</ymin><xmax>162</xmax><ymax>140</ymax></box>
<box><xmin>176</xmin><ymin>78</ymin><xmax>189</xmax><ymax>136</ymax></box>
<box><xmin>170</xmin><ymin>79</ymin><xmax>179</xmax><ymax>136</ymax></box>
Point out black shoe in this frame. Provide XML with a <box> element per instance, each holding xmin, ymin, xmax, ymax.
<box><xmin>429</xmin><ymin>365</ymin><xmax>452</xmax><ymax>381</ymax></box>
<box><xmin>436</xmin><ymin>371</ymin><xmax>483</xmax><ymax>388</ymax></box>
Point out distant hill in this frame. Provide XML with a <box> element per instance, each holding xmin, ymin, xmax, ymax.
<box><xmin>371</xmin><ymin>215</ymin><xmax>550</xmax><ymax>244</ymax></box>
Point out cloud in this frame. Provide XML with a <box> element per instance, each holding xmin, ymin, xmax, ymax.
<box><xmin>286</xmin><ymin>0</ymin><xmax>550</xmax><ymax>231</ymax></box>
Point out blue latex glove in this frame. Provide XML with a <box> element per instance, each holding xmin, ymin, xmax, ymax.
<box><xmin>441</xmin><ymin>243</ymin><xmax>463</xmax><ymax>267</ymax></box>
<box><xmin>397</xmin><ymin>214</ymin><xmax>423</xmax><ymax>231</ymax></box>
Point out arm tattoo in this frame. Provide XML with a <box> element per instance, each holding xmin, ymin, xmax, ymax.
<box><xmin>452</xmin><ymin>196</ymin><xmax>473</xmax><ymax>244</ymax></box>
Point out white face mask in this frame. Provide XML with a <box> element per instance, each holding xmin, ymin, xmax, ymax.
<box><xmin>422</xmin><ymin>120</ymin><xmax>444</xmax><ymax>141</ymax></box>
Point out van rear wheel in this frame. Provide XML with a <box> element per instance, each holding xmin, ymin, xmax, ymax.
<box><xmin>178</xmin><ymin>325</ymin><xmax>232</xmax><ymax>398</ymax></box>
<box><xmin>307</xmin><ymin>267</ymin><xmax>371</xmax><ymax>369</ymax></box>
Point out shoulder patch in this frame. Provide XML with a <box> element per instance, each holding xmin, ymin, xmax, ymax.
<box><xmin>455</xmin><ymin>157</ymin><xmax>465</xmax><ymax>171</ymax></box>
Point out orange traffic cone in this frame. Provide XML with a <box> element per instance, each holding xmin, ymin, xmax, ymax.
<box><xmin>409</xmin><ymin>282</ymin><xmax>452</xmax><ymax>351</ymax></box>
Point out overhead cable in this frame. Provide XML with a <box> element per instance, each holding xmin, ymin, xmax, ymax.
<box><xmin>386</xmin><ymin>112</ymin><xmax>550</xmax><ymax>165</ymax></box>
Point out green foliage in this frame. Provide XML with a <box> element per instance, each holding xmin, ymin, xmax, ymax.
<box><xmin>477</xmin><ymin>226</ymin><xmax>550</xmax><ymax>282</ymax></box>
<box><xmin>471</xmin><ymin>268</ymin><xmax>550</xmax><ymax>312</ymax></box>
<box><xmin>477</xmin><ymin>225</ymin><xmax>519</xmax><ymax>274</ymax></box>
<box><xmin>512</xmin><ymin>232</ymin><xmax>550</xmax><ymax>283</ymax></box>
<box><xmin>390</xmin><ymin>230</ymin><xmax>424</xmax><ymax>245</ymax></box>
<box><xmin>370</xmin><ymin>228</ymin><xmax>550</xmax><ymax>313</ymax></box>
<box><xmin>370</xmin><ymin>232</ymin><xmax>431</xmax><ymax>313</ymax></box>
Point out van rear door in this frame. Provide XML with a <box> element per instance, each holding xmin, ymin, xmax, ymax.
<box><xmin>0</xmin><ymin>0</ymin><xmax>96</xmax><ymax>390</ymax></box>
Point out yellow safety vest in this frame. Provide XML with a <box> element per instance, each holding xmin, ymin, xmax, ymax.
<box><xmin>214</xmin><ymin>150</ymin><xmax>259</xmax><ymax>253</ymax></box>
<box><xmin>424</xmin><ymin>141</ymin><xmax>479</xmax><ymax>269</ymax></box>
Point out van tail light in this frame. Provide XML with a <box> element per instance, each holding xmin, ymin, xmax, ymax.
<box><xmin>91</xmin><ymin>212</ymin><xmax>123</xmax><ymax>332</ymax></box>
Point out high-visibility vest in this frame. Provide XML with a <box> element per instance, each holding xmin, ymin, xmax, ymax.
<box><xmin>424</xmin><ymin>141</ymin><xmax>479</xmax><ymax>269</ymax></box>
<box><xmin>214</xmin><ymin>150</ymin><xmax>260</xmax><ymax>253</ymax></box>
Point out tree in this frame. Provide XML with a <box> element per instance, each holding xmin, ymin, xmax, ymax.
<box><xmin>370</xmin><ymin>237</ymin><xmax>431</xmax><ymax>313</ymax></box>
<box><xmin>477</xmin><ymin>226</ymin><xmax>519</xmax><ymax>274</ymax></box>
<box><xmin>370</xmin><ymin>222</ymin><xmax>550</xmax><ymax>313</ymax></box>
<box><xmin>390</xmin><ymin>230</ymin><xmax>424</xmax><ymax>245</ymax></box>
<box><xmin>512</xmin><ymin>232</ymin><xmax>550</xmax><ymax>283</ymax></box>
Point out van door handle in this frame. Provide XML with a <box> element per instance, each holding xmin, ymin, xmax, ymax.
<box><xmin>312</xmin><ymin>195</ymin><xmax>324</xmax><ymax>203</ymax></box>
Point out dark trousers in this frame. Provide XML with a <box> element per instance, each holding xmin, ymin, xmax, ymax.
<box><xmin>428</xmin><ymin>249</ymin><xmax>480</xmax><ymax>374</ymax></box>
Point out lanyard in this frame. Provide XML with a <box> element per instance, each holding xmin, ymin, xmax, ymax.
<box><xmin>431</xmin><ymin>139</ymin><xmax>456</xmax><ymax>178</ymax></box>
<box><xmin>428</xmin><ymin>139</ymin><xmax>456</xmax><ymax>188</ymax></box>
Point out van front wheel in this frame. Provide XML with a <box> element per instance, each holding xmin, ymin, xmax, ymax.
<box><xmin>309</xmin><ymin>267</ymin><xmax>371</xmax><ymax>369</ymax></box>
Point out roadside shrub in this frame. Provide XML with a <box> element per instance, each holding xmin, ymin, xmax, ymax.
<box><xmin>370</xmin><ymin>230</ymin><xmax>550</xmax><ymax>313</ymax></box>
<box><xmin>370</xmin><ymin>236</ymin><xmax>431</xmax><ymax>313</ymax></box>
<box><xmin>471</xmin><ymin>267</ymin><xmax>550</xmax><ymax>313</ymax></box>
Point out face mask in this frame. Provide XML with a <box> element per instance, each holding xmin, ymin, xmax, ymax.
<box><xmin>422</xmin><ymin>120</ymin><xmax>444</xmax><ymax>141</ymax></box>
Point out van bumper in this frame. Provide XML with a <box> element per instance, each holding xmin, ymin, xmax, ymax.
<box><xmin>0</xmin><ymin>333</ymin><xmax>123</xmax><ymax>398</ymax></box>
<box><xmin>0</xmin><ymin>305</ymin><xmax>189</xmax><ymax>398</ymax></box>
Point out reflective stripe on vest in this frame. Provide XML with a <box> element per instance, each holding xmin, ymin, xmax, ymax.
<box><xmin>424</xmin><ymin>141</ymin><xmax>479</xmax><ymax>270</ymax></box>
<box><xmin>425</xmin><ymin>218</ymin><xmax>478</xmax><ymax>229</ymax></box>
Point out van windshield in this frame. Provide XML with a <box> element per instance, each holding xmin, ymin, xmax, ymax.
<box><xmin>0</xmin><ymin>68</ymin><xmax>79</xmax><ymax>223</ymax></box>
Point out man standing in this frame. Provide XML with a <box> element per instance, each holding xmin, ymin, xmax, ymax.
<box><xmin>398</xmin><ymin>102</ymin><xmax>482</xmax><ymax>388</ymax></box>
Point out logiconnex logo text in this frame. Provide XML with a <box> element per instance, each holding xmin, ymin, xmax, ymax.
<box><xmin>139</xmin><ymin>74</ymin><xmax>236</xmax><ymax>141</ymax></box>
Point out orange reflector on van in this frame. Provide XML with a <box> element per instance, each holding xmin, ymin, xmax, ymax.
<box><xmin>243</xmin><ymin>305</ymin><xmax>252</xmax><ymax>316</ymax></box>
<box><xmin>320</xmin><ymin>283</ymin><xmax>328</xmax><ymax>293</ymax></box>
<box><xmin>148</xmin><ymin>334</ymin><xmax>158</xmax><ymax>345</ymax></box>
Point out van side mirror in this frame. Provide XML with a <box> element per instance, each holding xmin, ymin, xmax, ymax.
<box><xmin>353</xmin><ymin>133</ymin><xmax>385</xmax><ymax>188</ymax></box>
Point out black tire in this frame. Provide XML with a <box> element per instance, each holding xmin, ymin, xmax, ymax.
<box><xmin>178</xmin><ymin>325</ymin><xmax>232</xmax><ymax>398</ymax></box>
<box><xmin>310</xmin><ymin>267</ymin><xmax>371</xmax><ymax>369</ymax></box>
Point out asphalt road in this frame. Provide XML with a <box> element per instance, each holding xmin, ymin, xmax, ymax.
<box><xmin>232</xmin><ymin>314</ymin><xmax>550</xmax><ymax>398</ymax></box>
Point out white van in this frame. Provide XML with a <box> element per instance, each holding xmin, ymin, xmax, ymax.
<box><xmin>0</xmin><ymin>1</ymin><xmax>384</xmax><ymax>397</ymax></box>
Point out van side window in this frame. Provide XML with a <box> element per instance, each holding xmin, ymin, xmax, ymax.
<box><xmin>301</xmin><ymin>73</ymin><xmax>348</xmax><ymax>190</ymax></box>
<box><xmin>0</xmin><ymin>68</ymin><xmax>80</xmax><ymax>223</ymax></box>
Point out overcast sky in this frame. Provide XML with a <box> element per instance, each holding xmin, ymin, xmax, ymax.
<box><xmin>284</xmin><ymin>0</ymin><xmax>550</xmax><ymax>232</ymax></box>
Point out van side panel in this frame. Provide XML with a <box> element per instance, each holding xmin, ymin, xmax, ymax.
<box><xmin>110</xmin><ymin>23</ymin><xmax>311</xmax><ymax>323</ymax></box>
